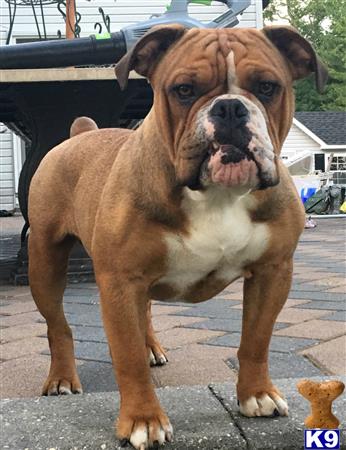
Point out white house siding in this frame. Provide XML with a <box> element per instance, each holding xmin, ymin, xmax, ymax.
<box><xmin>281</xmin><ymin>122</ymin><xmax>321</xmax><ymax>161</ymax></box>
<box><xmin>0</xmin><ymin>1</ymin><xmax>261</xmax><ymax>211</ymax></box>
<box><xmin>0</xmin><ymin>123</ymin><xmax>16</xmax><ymax>211</ymax></box>
<box><xmin>0</xmin><ymin>0</ymin><xmax>260</xmax><ymax>40</ymax></box>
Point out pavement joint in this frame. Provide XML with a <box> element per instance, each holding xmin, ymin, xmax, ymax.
<box><xmin>208</xmin><ymin>383</ymin><xmax>251</xmax><ymax>449</ymax></box>
<box><xmin>302</xmin><ymin>353</ymin><xmax>333</xmax><ymax>376</ymax></box>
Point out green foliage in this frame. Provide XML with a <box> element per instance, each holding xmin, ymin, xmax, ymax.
<box><xmin>263</xmin><ymin>0</ymin><xmax>346</xmax><ymax>111</ymax></box>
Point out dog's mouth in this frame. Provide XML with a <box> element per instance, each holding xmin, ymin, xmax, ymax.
<box><xmin>198</xmin><ymin>141</ymin><xmax>278</xmax><ymax>190</ymax></box>
<box><xmin>211</xmin><ymin>142</ymin><xmax>254</xmax><ymax>163</ymax></box>
<box><xmin>199</xmin><ymin>142</ymin><xmax>257</xmax><ymax>188</ymax></box>
<box><xmin>187</xmin><ymin>139</ymin><xmax>278</xmax><ymax>192</ymax></box>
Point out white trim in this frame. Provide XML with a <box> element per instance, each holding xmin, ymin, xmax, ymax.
<box><xmin>321</xmin><ymin>145</ymin><xmax>346</xmax><ymax>150</ymax></box>
<box><xmin>293</xmin><ymin>118</ymin><xmax>326</xmax><ymax>147</ymax></box>
<box><xmin>0</xmin><ymin>67</ymin><xmax>143</xmax><ymax>83</ymax></box>
<box><xmin>255</xmin><ymin>0</ymin><xmax>263</xmax><ymax>29</ymax></box>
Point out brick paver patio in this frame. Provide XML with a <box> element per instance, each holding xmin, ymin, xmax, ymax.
<box><xmin>0</xmin><ymin>218</ymin><xmax>345</xmax><ymax>399</ymax></box>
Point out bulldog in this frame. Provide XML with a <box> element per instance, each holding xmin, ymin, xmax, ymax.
<box><xmin>28</xmin><ymin>25</ymin><xmax>327</xmax><ymax>449</ymax></box>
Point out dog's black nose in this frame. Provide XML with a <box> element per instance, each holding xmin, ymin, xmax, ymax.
<box><xmin>210</xmin><ymin>99</ymin><xmax>248</xmax><ymax>127</ymax></box>
<box><xmin>209</xmin><ymin>99</ymin><xmax>251</xmax><ymax>148</ymax></box>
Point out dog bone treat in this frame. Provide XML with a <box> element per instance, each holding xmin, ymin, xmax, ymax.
<box><xmin>297</xmin><ymin>379</ymin><xmax>345</xmax><ymax>429</ymax></box>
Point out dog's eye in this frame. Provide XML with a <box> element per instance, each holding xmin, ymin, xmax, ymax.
<box><xmin>258</xmin><ymin>81</ymin><xmax>278</xmax><ymax>98</ymax></box>
<box><xmin>174</xmin><ymin>84</ymin><xmax>195</xmax><ymax>100</ymax></box>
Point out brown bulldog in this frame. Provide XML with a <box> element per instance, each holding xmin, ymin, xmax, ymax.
<box><xmin>28</xmin><ymin>25</ymin><xmax>327</xmax><ymax>449</ymax></box>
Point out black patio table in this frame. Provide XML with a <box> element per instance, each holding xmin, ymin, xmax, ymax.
<box><xmin>0</xmin><ymin>67</ymin><xmax>153</xmax><ymax>283</ymax></box>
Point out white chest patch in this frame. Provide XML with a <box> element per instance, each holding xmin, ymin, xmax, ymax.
<box><xmin>159</xmin><ymin>188</ymin><xmax>269</xmax><ymax>297</ymax></box>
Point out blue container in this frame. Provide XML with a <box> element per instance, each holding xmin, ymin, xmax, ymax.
<box><xmin>301</xmin><ymin>187</ymin><xmax>317</xmax><ymax>204</ymax></box>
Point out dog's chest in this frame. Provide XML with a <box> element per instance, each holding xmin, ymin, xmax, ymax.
<box><xmin>159</xmin><ymin>190</ymin><xmax>269</xmax><ymax>298</ymax></box>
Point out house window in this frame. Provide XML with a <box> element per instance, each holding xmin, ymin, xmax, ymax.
<box><xmin>330</xmin><ymin>155</ymin><xmax>346</xmax><ymax>186</ymax></box>
<box><xmin>330</xmin><ymin>156</ymin><xmax>346</xmax><ymax>171</ymax></box>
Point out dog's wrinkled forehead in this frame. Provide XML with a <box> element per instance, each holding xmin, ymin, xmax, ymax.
<box><xmin>116</xmin><ymin>25</ymin><xmax>327</xmax><ymax>96</ymax></box>
<box><xmin>153</xmin><ymin>28</ymin><xmax>253</xmax><ymax>90</ymax></box>
<box><xmin>151</xmin><ymin>29</ymin><xmax>284</xmax><ymax>93</ymax></box>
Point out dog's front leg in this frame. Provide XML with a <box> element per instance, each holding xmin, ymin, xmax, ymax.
<box><xmin>237</xmin><ymin>259</ymin><xmax>293</xmax><ymax>418</ymax></box>
<box><xmin>98</xmin><ymin>273</ymin><xmax>172</xmax><ymax>450</ymax></box>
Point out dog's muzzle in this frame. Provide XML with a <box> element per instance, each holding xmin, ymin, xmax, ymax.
<box><xmin>199</xmin><ymin>98</ymin><xmax>279</xmax><ymax>190</ymax></box>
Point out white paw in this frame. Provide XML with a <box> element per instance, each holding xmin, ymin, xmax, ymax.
<box><xmin>239</xmin><ymin>393</ymin><xmax>288</xmax><ymax>417</ymax></box>
<box><xmin>148</xmin><ymin>349</ymin><xmax>168</xmax><ymax>367</ymax></box>
<box><xmin>128</xmin><ymin>420</ymin><xmax>173</xmax><ymax>450</ymax></box>
<box><xmin>58</xmin><ymin>386</ymin><xmax>72</xmax><ymax>395</ymax></box>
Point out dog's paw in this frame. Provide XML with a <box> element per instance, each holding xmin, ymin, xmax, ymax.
<box><xmin>147</xmin><ymin>342</ymin><xmax>168</xmax><ymax>367</ymax></box>
<box><xmin>239</xmin><ymin>391</ymin><xmax>288</xmax><ymax>417</ymax></box>
<box><xmin>117</xmin><ymin>411</ymin><xmax>173</xmax><ymax>450</ymax></box>
<box><xmin>148</xmin><ymin>347</ymin><xmax>168</xmax><ymax>367</ymax></box>
<box><xmin>42</xmin><ymin>376</ymin><xmax>83</xmax><ymax>396</ymax></box>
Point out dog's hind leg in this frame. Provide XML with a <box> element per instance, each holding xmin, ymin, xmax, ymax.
<box><xmin>146</xmin><ymin>301</ymin><xmax>168</xmax><ymax>366</ymax></box>
<box><xmin>28</xmin><ymin>232</ymin><xmax>82</xmax><ymax>396</ymax></box>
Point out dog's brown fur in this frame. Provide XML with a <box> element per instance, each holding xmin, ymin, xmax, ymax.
<box><xmin>28</xmin><ymin>25</ymin><xmax>327</xmax><ymax>449</ymax></box>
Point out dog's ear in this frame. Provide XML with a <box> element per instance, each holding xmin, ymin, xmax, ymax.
<box><xmin>115</xmin><ymin>24</ymin><xmax>186</xmax><ymax>90</ymax></box>
<box><xmin>262</xmin><ymin>25</ymin><xmax>328</xmax><ymax>93</ymax></box>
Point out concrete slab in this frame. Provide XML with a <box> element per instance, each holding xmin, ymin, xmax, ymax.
<box><xmin>210</xmin><ymin>376</ymin><xmax>346</xmax><ymax>450</ymax></box>
<box><xmin>1</xmin><ymin>385</ymin><xmax>247</xmax><ymax>450</ymax></box>
<box><xmin>2</xmin><ymin>377</ymin><xmax>345</xmax><ymax>449</ymax></box>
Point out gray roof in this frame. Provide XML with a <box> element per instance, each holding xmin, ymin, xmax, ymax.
<box><xmin>295</xmin><ymin>112</ymin><xmax>346</xmax><ymax>146</ymax></box>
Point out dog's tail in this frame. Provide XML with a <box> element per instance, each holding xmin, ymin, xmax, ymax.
<box><xmin>70</xmin><ymin>116</ymin><xmax>98</xmax><ymax>137</ymax></box>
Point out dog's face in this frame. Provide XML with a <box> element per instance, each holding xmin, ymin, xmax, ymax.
<box><xmin>116</xmin><ymin>26</ymin><xmax>327</xmax><ymax>191</ymax></box>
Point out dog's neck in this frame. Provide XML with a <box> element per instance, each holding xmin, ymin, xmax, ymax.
<box><xmin>124</xmin><ymin>114</ymin><xmax>186</xmax><ymax>228</ymax></box>
<box><xmin>135</xmin><ymin>112</ymin><xmax>178</xmax><ymax>188</ymax></box>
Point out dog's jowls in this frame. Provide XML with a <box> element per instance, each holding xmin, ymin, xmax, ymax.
<box><xmin>28</xmin><ymin>25</ymin><xmax>327</xmax><ymax>450</ymax></box>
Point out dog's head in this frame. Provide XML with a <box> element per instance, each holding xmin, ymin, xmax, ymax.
<box><xmin>116</xmin><ymin>25</ymin><xmax>327</xmax><ymax>192</ymax></box>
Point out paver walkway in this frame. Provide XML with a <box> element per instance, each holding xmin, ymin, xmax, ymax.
<box><xmin>0</xmin><ymin>218</ymin><xmax>345</xmax><ymax>399</ymax></box>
